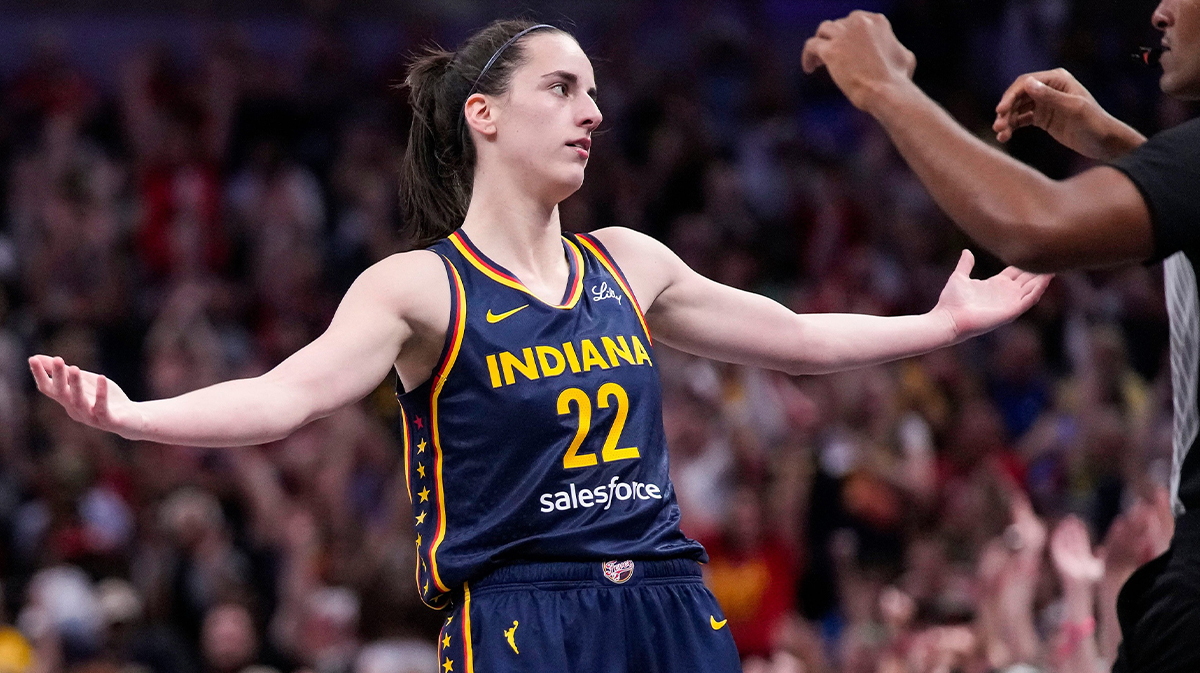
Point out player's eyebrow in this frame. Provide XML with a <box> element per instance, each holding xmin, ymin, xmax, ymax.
<box><xmin>541</xmin><ymin>70</ymin><xmax>598</xmax><ymax>99</ymax></box>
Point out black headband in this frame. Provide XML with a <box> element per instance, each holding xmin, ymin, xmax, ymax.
<box><xmin>465</xmin><ymin>24</ymin><xmax>555</xmax><ymax>101</ymax></box>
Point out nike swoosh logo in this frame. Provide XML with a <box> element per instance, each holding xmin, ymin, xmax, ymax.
<box><xmin>710</xmin><ymin>616</ymin><xmax>727</xmax><ymax>630</ymax></box>
<box><xmin>486</xmin><ymin>305</ymin><xmax>529</xmax><ymax>323</ymax></box>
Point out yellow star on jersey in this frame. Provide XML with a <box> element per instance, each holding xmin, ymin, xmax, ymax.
<box><xmin>415</xmin><ymin>533</ymin><xmax>422</xmax><ymax>548</ymax></box>
<box><xmin>417</xmin><ymin>439</ymin><xmax>427</xmax><ymax>454</ymax></box>
<box><xmin>442</xmin><ymin>659</ymin><xmax>453</xmax><ymax>673</ymax></box>
<box><xmin>442</xmin><ymin>633</ymin><xmax>451</xmax><ymax>649</ymax></box>
<box><xmin>418</xmin><ymin>487</ymin><xmax>430</xmax><ymax>502</ymax></box>
<box><xmin>424</xmin><ymin>580</ymin><xmax>430</xmax><ymax>594</ymax></box>
<box><xmin>417</xmin><ymin>463</ymin><xmax>426</xmax><ymax>479</ymax></box>
<box><xmin>415</xmin><ymin>511</ymin><xmax>427</xmax><ymax>525</ymax></box>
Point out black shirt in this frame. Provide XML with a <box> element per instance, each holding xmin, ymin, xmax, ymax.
<box><xmin>1113</xmin><ymin>116</ymin><xmax>1200</xmax><ymax>514</ymax></box>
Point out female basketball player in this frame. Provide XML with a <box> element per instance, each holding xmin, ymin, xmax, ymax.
<box><xmin>29</xmin><ymin>20</ymin><xmax>1049</xmax><ymax>672</ymax></box>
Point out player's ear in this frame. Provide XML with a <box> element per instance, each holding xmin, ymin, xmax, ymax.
<box><xmin>464</xmin><ymin>93</ymin><xmax>499</xmax><ymax>137</ymax></box>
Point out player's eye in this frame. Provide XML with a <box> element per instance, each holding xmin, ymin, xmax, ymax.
<box><xmin>552</xmin><ymin>83</ymin><xmax>568</xmax><ymax>96</ymax></box>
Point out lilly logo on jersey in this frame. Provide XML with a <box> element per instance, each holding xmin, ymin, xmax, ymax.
<box><xmin>590</xmin><ymin>282</ymin><xmax>622</xmax><ymax>304</ymax></box>
<box><xmin>603</xmin><ymin>560</ymin><xmax>635</xmax><ymax>584</ymax></box>
<box><xmin>485</xmin><ymin>334</ymin><xmax>652</xmax><ymax>388</ymax></box>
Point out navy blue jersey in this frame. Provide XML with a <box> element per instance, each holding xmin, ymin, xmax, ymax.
<box><xmin>396</xmin><ymin>229</ymin><xmax>704</xmax><ymax>608</ymax></box>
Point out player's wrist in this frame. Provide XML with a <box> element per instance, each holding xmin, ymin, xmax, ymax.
<box><xmin>118</xmin><ymin>401</ymin><xmax>151</xmax><ymax>441</ymax></box>
<box><xmin>859</xmin><ymin>77</ymin><xmax>921</xmax><ymax>118</ymax></box>
<box><xmin>927</xmin><ymin>305</ymin><xmax>963</xmax><ymax>345</ymax></box>
<box><xmin>1095</xmin><ymin>118</ymin><xmax>1147</xmax><ymax>161</ymax></box>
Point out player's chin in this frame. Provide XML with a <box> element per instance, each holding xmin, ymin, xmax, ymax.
<box><xmin>548</xmin><ymin>167</ymin><xmax>586</xmax><ymax>199</ymax></box>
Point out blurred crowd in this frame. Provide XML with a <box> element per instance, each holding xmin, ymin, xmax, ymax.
<box><xmin>0</xmin><ymin>0</ymin><xmax>1196</xmax><ymax>672</ymax></box>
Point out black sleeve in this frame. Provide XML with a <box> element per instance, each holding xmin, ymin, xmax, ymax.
<box><xmin>1111</xmin><ymin>116</ymin><xmax>1200</xmax><ymax>262</ymax></box>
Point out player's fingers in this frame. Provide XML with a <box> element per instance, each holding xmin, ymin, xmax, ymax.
<box><xmin>996</xmin><ymin>75</ymin><xmax>1034</xmax><ymax>116</ymax></box>
<box><xmin>68</xmin><ymin>366</ymin><xmax>87</xmax><ymax>410</ymax></box>
<box><xmin>816</xmin><ymin>19</ymin><xmax>842</xmax><ymax>39</ymax></box>
<box><xmin>997</xmin><ymin>70</ymin><xmax>1067</xmax><ymax>114</ymax></box>
<box><xmin>1014</xmin><ymin>270</ymin><xmax>1042</xmax><ymax>285</ymax></box>
<box><xmin>1023</xmin><ymin>77</ymin><xmax>1077</xmax><ymax>114</ymax></box>
<box><xmin>30</xmin><ymin>356</ymin><xmax>55</xmax><ymax>395</ymax></box>
<box><xmin>1001</xmin><ymin>95</ymin><xmax>1033</xmax><ymax>119</ymax></box>
<box><xmin>1021</xmin><ymin>271</ymin><xmax>1051</xmax><ymax>289</ymax></box>
<box><xmin>1003</xmin><ymin>268</ymin><xmax>1032</xmax><ymax>283</ymax></box>
<box><xmin>51</xmin><ymin>357</ymin><xmax>69</xmax><ymax>396</ymax></box>
<box><xmin>999</xmin><ymin>266</ymin><xmax>1023</xmax><ymax>281</ymax></box>
<box><xmin>1022</xmin><ymin>274</ymin><xmax>1053</xmax><ymax>301</ymax></box>
<box><xmin>1009</xmin><ymin>111</ymin><xmax>1036</xmax><ymax>129</ymax></box>
<box><xmin>93</xmin><ymin>375</ymin><xmax>110</xmax><ymax>421</ymax></box>
<box><xmin>802</xmin><ymin>37</ymin><xmax>829</xmax><ymax>74</ymax></box>
<box><xmin>996</xmin><ymin>114</ymin><xmax>1035</xmax><ymax>143</ymax></box>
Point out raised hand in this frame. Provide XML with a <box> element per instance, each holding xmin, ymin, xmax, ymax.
<box><xmin>801</xmin><ymin>11</ymin><xmax>917</xmax><ymax>112</ymax></box>
<box><xmin>1051</xmin><ymin>515</ymin><xmax>1104</xmax><ymax>586</ymax></box>
<box><xmin>29</xmin><ymin>355</ymin><xmax>144</xmax><ymax>439</ymax></box>
<box><xmin>993</xmin><ymin>69</ymin><xmax>1146</xmax><ymax>161</ymax></box>
<box><xmin>933</xmin><ymin>250</ymin><xmax>1053</xmax><ymax>342</ymax></box>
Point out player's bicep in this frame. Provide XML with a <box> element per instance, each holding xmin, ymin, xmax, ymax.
<box><xmin>646</xmin><ymin>257</ymin><xmax>802</xmax><ymax>370</ymax></box>
<box><xmin>1020</xmin><ymin>167</ymin><xmax>1153</xmax><ymax>272</ymax></box>
<box><xmin>592</xmin><ymin>226</ymin><xmax>803</xmax><ymax>370</ymax></box>
<box><xmin>263</xmin><ymin>252</ymin><xmax>440</xmax><ymax>419</ymax></box>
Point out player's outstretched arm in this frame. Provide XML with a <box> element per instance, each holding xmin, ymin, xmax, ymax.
<box><xmin>592</xmin><ymin>228</ymin><xmax>1050</xmax><ymax>376</ymax></box>
<box><xmin>801</xmin><ymin>11</ymin><xmax>1154</xmax><ymax>273</ymax></box>
<box><xmin>29</xmin><ymin>250</ymin><xmax>447</xmax><ymax>447</ymax></box>
<box><xmin>992</xmin><ymin>68</ymin><xmax>1146</xmax><ymax>161</ymax></box>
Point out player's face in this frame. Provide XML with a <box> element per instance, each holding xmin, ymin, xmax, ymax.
<box><xmin>489</xmin><ymin>33</ymin><xmax>602</xmax><ymax>202</ymax></box>
<box><xmin>1154</xmin><ymin>0</ymin><xmax>1200</xmax><ymax>99</ymax></box>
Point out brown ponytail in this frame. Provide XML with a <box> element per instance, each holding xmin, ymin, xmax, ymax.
<box><xmin>398</xmin><ymin>20</ymin><xmax>568</xmax><ymax>248</ymax></box>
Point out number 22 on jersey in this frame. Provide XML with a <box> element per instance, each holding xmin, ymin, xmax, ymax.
<box><xmin>558</xmin><ymin>382</ymin><xmax>641</xmax><ymax>469</ymax></box>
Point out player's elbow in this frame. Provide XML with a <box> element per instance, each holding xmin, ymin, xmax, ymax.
<box><xmin>991</xmin><ymin>215</ymin><xmax>1074</xmax><ymax>274</ymax></box>
<box><xmin>256</xmin><ymin>372</ymin><xmax>324</xmax><ymax>434</ymax></box>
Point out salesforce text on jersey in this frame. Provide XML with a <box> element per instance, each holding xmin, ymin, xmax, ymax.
<box><xmin>539</xmin><ymin>476</ymin><xmax>663</xmax><ymax>513</ymax></box>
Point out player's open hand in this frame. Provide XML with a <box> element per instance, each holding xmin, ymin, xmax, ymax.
<box><xmin>993</xmin><ymin>69</ymin><xmax>1144</xmax><ymax>161</ymax></box>
<box><xmin>29</xmin><ymin>355</ymin><xmax>143</xmax><ymax>438</ymax></box>
<box><xmin>933</xmin><ymin>250</ymin><xmax>1052</xmax><ymax>342</ymax></box>
<box><xmin>801</xmin><ymin>11</ymin><xmax>916</xmax><ymax>112</ymax></box>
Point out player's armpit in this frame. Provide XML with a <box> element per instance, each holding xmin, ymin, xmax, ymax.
<box><xmin>1005</xmin><ymin>166</ymin><xmax>1153</xmax><ymax>273</ymax></box>
<box><xmin>264</xmin><ymin>249</ymin><xmax>450</xmax><ymax>422</ymax></box>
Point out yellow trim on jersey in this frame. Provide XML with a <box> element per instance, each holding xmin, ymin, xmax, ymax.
<box><xmin>576</xmin><ymin>235</ymin><xmax>653</xmax><ymax>344</ymax></box>
<box><xmin>462</xmin><ymin>583</ymin><xmax>475</xmax><ymax>673</ymax></box>
<box><xmin>400</xmin><ymin>406</ymin><xmax>412</xmax><ymax>503</ymax></box>
<box><xmin>428</xmin><ymin>259</ymin><xmax>468</xmax><ymax>594</ymax></box>
<box><xmin>448</xmin><ymin>232</ymin><xmax>586</xmax><ymax>309</ymax></box>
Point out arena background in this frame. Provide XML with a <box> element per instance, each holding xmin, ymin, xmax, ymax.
<box><xmin>0</xmin><ymin>0</ymin><xmax>1194</xmax><ymax>671</ymax></box>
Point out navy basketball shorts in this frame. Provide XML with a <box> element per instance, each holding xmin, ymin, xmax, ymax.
<box><xmin>435</xmin><ymin>558</ymin><xmax>743</xmax><ymax>673</ymax></box>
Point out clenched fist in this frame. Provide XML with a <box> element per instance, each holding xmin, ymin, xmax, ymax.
<box><xmin>802</xmin><ymin>11</ymin><xmax>917</xmax><ymax>112</ymax></box>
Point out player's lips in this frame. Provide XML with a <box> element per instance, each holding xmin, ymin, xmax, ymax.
<box><xmin>567</xmin><ymin>137</ymin><xmax>591</xmax><ymax>159</ymax></box>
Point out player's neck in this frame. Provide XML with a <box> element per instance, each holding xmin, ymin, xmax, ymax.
<box><xmin>460</xmin><ymin>176</ymin><xmax>567</xmax><ymax>293</ymax></box>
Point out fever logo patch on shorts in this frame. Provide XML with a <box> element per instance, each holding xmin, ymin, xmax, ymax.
<box><xmin>602</xmin><ymin>560</ymin><xmax>635</xmax><ymax>584</ymax></box>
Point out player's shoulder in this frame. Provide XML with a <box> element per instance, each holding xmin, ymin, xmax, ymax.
<box><xmin>346</xmin><ymin>248</ymin><xmax>450</xmax><ymax>315</ymax></box>
<box><xmin>584</xmin><ymin>227</ymin><xmax>683</xmax><ymax>309</ymax></box>
<box><xmin>357</xmin><ymin>248</ymin><xmax>446</xmax><ymax>288</ymax></box>
<box><xmin>586</xmin><ymin>226</ymin><xmax>676</xmax><ymax>266</ymax></box>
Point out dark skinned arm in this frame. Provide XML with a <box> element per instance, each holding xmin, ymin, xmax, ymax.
<box><xmin>802</xmin><ymin>11</ymin><xmax>1153</xmax><ymax>273</ymax></box>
